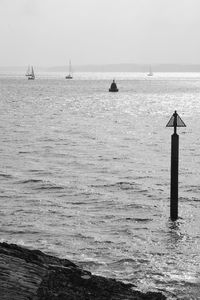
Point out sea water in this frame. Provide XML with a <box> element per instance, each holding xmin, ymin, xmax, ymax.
<box><xmin>0</xmin><ymin>72</ymin><xmax>200</xmax><ymax>299</ymax></box>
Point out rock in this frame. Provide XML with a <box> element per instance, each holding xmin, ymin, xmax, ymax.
<box><xmin>0</xmin><ymin>242</ymin><xmax>166</xmax><ymax>300</ymax></box>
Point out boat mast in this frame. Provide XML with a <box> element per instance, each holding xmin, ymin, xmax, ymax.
<box><xmin>31</xmin><ymin>66</ymin><xmax>35</xmax><ymax>77</ymax></box>
<box><xmin>69</xmin><ymin>60</ymin><xmax>72</xmax><ymax>75</ymax></box>
<box><xmin>26</xmin><ymin>65</ymin><xmax>30</xmax><ymax>76</ymax></box>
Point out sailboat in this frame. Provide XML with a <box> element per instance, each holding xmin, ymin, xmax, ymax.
<box><xmin>26</xmin><ymin>66</ymin><xmax>35</xmax><ymax>80</ymax></box>
<box><xmin>65</xmin><ymin>60</ymin><xmax>73</xmax><ymax>79</ymax></box>
<box><xmin>147</xmin><ymin>65</ymin><xmax>153</xmax><ymax>76</ymax></box>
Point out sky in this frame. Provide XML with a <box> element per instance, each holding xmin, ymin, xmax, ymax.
<box><xmin>0</xmin><ymin>0</ymin><xmax>200</xmax><ymax>67</ymax></box>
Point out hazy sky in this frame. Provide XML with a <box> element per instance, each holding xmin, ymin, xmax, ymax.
<box><xmin>0</xmin><ymin>0</ymin><xmax>200</xmax><ymax>66</ymax></box>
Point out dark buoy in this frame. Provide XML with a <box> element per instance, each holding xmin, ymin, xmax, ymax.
<box><xmin>109</xmin><ymin>80</ymin><xmax>118</xmax><ymax>92</ymax></box>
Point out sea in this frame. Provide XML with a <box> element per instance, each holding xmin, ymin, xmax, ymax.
<box><xmin>0</xmin><ymin>71</ymin><xmax>200</xmax><ymax>299</ymax></box>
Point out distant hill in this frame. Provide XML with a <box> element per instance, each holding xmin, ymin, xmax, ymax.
<box><xmin>1</xmin><ymin>64</ymin><xmax>200</xmax><ymax>73</ymax></box>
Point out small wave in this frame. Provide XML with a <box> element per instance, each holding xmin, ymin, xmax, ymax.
<box><xmin>107</xmin><ymin>258</ymin><xmax>138</xmax><ymax>268</ymax></box>
<box><xmin>0</xmin><ymin>173</ymin><xmax>13</xmax><ymax>179</ymax></box>
<box><xmin>72</xmin><ymin>233</ymin><xmax>95</xmax><ymax>241</ymax></box>
<box><xmin>1</xmin><ymin>229</ymin><xmax>40</xmax><ymax>235</ymax></box>
<box><xmin>17</xmin><ymin>179</ymin><xmax>65</xmax><ymax>191</ymax></box>
<box><xmin>116</xmin><ymin>182</ymin><xmax>137</xmax><ymax>190</ymax></box>
<box><xmin>77</xmin><ymin>260</ymin><xmax>104</xmax><ymax>269</ymax></box>
<box><xmin>124</xmin><ymin>217</ymin><xmax>152</xmax><ymax>223</ymax></box>
<box><xmin>18</xmin><ymin>151</ymin><xmax>30</xmax><ymax>154</ymax></box>
<box><xmin>124</xmin><ymin>203</ymin><xmax>143</xmax><ymax>209</ymax></box>
<box><xmin>27</xmin><ymin>169</ymin><xmax>51</xmax><ymax>175</ymax></box>
<box><xmin>35</xmin><ymin>184</ymin><xmax>64</xmax><ymax>191</ymax></box>
<box><xmin>138</xmin><ymin>189</ymin><xmax>149</xmax><ymax>193</ymax></box>
<box><xmin>11</xmin><ymin>230</ymin><xmax>41</xmax><ymax>235</ymax></box>
<box><xmin>92</xmin><ymin>181</ymin><xmax>138</xmax><ymax>191</ymax></box>
<box><xmin>71</xmin><ymin>202</ymin><xmax>86</xmax><ymax>206</ymax></box>
<box><xmin>134</xmin><ymin>176</ymin><xmax>151</xmax><ymax>179</ymax></box>
<box><xmin>39</xmin><ymin>138</ymin><xmax>55</xmax><ymax>142</ymax></box>
<box><xmin>20</xmin><ymin>179</ymin><xmax>43</xmax><ymax>184</ymax></box>
<box><xmin>185</xmin><ymin>188</ymin><xmax>200</xmax><ymax>193</ymax></box>
<box><xmin>114</xmin><ymin>258</ymin><xmax>136</xmax><ymax>264</ymax></box>
<box><xmin>179</xmin><ymin>196</ymin><xmax>200</xmax><ymax>202</ymax></box>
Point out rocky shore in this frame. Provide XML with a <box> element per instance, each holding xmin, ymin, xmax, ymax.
<box><xmin>0</xmin><ymin>242</ymin><xmax>166</xmax><ymax>299</ymax></box>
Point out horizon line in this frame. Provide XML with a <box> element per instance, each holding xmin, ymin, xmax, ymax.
<box><xmin>1</xmin><ymin>63</ymin><xmax>200</xmax><ymax>68</ymax></box>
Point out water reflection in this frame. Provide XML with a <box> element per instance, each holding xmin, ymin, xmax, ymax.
<box><xmin>166</xmin><ymin>219</ymin><xmax>187</xmax><ymax>249</ymax></box>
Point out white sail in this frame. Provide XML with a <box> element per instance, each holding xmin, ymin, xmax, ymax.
<box><xmin>65</xmin><ymin>60</ymin><xmax>73</xmax><ymax>79</ymax></box>
<box><xmin>25</xmin><ymin>66</ymin><xmax>31</xmax><ymax>76</ymax></box>
<box><xmin>31</xmin><ymin>66</ymin><xmax>35</xmax><ymax>78</ymax></box>
<box><xmin>147</xmin><ymin>65</ymin><xmax>153</xmax><ymax>76</ymax></box>
<box><xmin>26</xmin><ymin>65</ymin><xmax>35</xmax><ymax>80</ymax></box>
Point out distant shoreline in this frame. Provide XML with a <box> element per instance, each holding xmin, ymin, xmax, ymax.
<box><xmin>1</xmin><ymin>64</ymin><xmax>200</xmax><ymax>73</ymax></box>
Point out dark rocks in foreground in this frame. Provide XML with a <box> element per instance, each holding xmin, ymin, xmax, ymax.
<box><xmin>0</xmin><ymin>242</ymin><xmax>166</xmax><ymax>300</ymax></box>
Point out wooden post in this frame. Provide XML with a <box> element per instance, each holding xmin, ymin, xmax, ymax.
<box><xmin>170</xmin><ymin>133</ymin><xmax>179</xmax><ymax>220</ymax></box>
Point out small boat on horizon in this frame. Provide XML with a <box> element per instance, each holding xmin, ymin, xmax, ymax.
<box><xmin>109</xmin><ymin>79</ymin><xmax>118</xmax><ymax>92</ymax></box>
<box><xmin>65</xmin><ymin>60</ymin><xmax>73</xmax><ymax>79</ymax></box>
<box><xmin>147</xmin><ymin>65</ymin><xmax>153</xmax><ymax>76</ymax></box>
<box><xmin>26</xmin><ymin>66</ymin><xmax>35</xmax><ymax>80</ymax></box>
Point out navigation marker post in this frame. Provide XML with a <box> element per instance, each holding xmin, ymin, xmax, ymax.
<box><xmin>166</xmin><ymin>111</ymin><xmax>186</xmax><ymax>221</ymax></box>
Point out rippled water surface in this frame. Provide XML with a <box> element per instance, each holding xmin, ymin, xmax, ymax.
<box><xmin>0</xmin><ymin>72</ymin><xmax>200</xmax><ymax>299</ymax></box>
